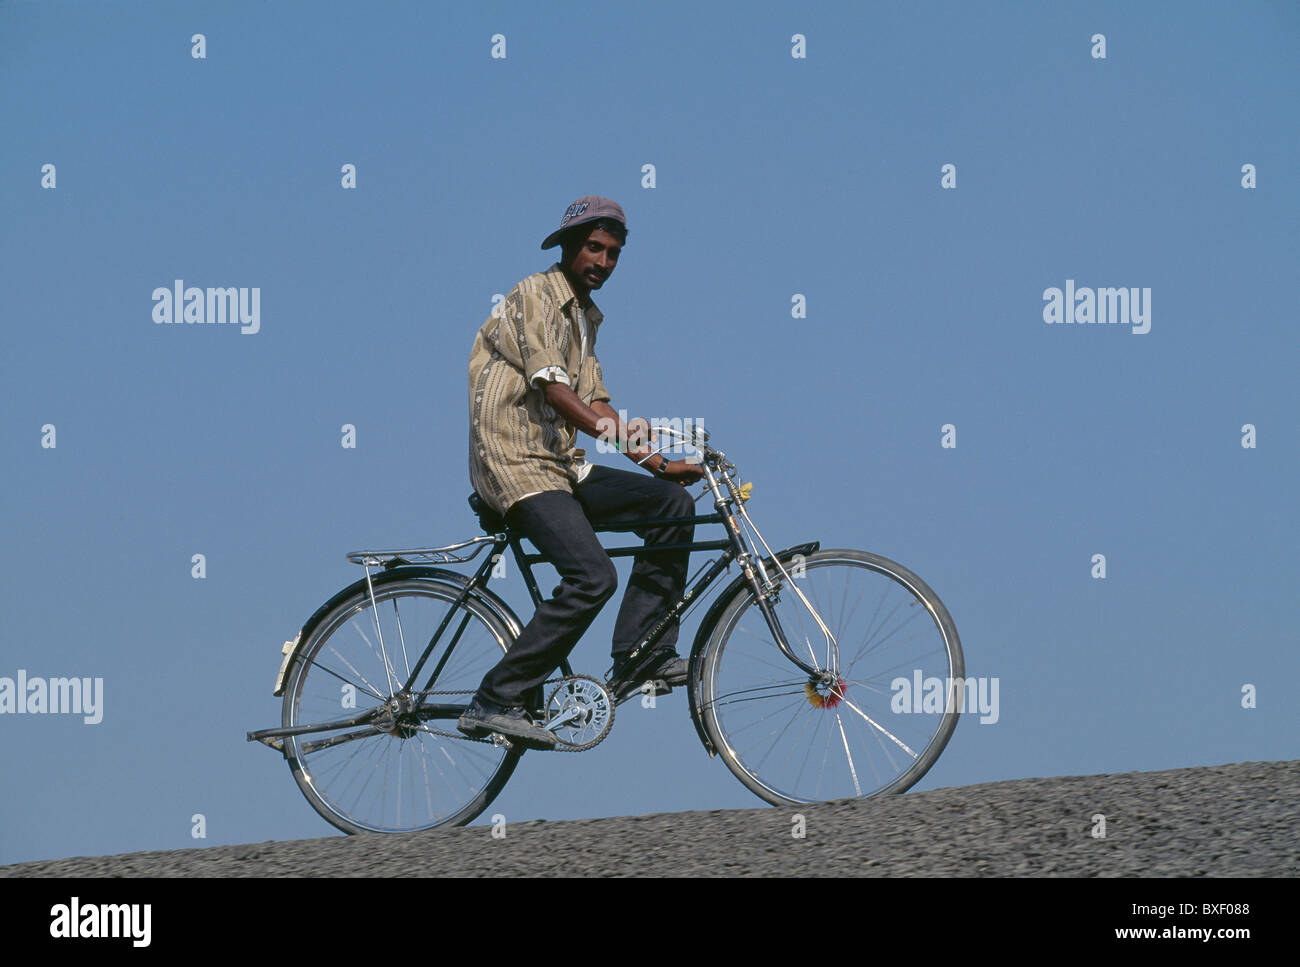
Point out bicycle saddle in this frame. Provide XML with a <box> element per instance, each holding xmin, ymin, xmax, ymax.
<box><xmin>468</xmin><ymin>492</ymin><xmax>507</xmax><ymax>534</ymax></box>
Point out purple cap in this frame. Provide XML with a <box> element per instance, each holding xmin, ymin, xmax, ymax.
<box><xmin>541</xmin><ymin>195</ymin><xmax>627</xmax><ymax>250</ymax></box>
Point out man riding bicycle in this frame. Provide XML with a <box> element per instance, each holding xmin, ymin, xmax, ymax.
<box><xmin>458</xmin><ymin>196</ymin><xmax>706</xmax><ymax>749</ymax></box>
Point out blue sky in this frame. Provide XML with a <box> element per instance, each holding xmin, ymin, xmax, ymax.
<box><xmin>1</xmin><ymin>0</ymin><xmax>1296</xmax><ymax>864</ymax></box>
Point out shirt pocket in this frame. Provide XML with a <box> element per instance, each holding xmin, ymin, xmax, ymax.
<box><xmin>577</xmin><ymin>355</ymin><xmax>597</xmax><ymax>405</ymax></box>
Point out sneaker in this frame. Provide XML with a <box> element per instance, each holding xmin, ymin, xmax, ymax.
<box><xmin>456</xmin><ymin>696</ymin><xmax>557</xmax><ymax>750</ymax></box>
<box><xmin>609</xmin><ymin>649</ymin><xmax>689</xmax><ymax>700</ymax></box>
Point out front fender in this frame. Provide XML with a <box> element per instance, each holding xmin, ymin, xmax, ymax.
<box><xmin>686</xmin><ymin>541</ymin><xmax>820</xmax><ymax>756</ymax></box>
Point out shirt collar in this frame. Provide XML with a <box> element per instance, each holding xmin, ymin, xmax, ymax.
<box><xmin>546</xmin><ymin>262</ymin><xmax>603</xmax><ymax>325</ymax></box>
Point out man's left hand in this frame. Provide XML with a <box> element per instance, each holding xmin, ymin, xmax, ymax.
<box><xmin>658</xmin><ymin>459</ymin><xmax>706</xmax><ymax>485</ymax></box>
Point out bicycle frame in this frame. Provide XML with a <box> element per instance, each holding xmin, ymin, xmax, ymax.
<box><xmin>249</xmin><ymin>436</ymin><xmax>828</xmax><ymax>754</ymax></box>
<box><xmin>357</xmin><ymin>502</ymin><xmax>820</xmax><ymax>701</ymax></box>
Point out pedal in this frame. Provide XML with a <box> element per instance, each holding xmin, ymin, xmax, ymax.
<box><xmin>458</xmin><ymin>714</ymin><xmax>558</xmax><ymax>752</ymax></box>
<box><xmin>456</xmin><ymin>721</ymin><xmax>489</xmax><ymax>740</ymax></box>
<box><xmin>613</xmin><ymin>678</ymin><xmax>672</xmax><ymax>706</ymax></box>
<box><xmin>485</xmin><ymin>731</ymin><xmax>556</xmax><ymax>752</ymax></box>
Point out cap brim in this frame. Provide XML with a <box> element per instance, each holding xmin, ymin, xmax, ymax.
<box><xmin>540</xmin><ymin>213</ymin><xmax>617</xmax><ymax>250</ymax></box>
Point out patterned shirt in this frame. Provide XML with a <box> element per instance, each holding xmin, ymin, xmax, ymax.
<box><xmin>469</xmin><ymin>262</ymin><xmax>613</xmax><ymax>515</ymax></box>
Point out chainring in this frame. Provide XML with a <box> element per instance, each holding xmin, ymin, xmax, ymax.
<box><xmin>543</xmin><ymin>674</ymin><xmax>615</xmax><ymax>751</ymax></box>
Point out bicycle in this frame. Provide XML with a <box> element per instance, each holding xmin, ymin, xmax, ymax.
<box><xmin>247</xmin><ymin>426</ymin><xmax>965</xmax><ymax>835</ymax></box>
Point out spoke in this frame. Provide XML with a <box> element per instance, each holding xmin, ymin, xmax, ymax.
<box><xmin>342</xmin><ymin>733</ymin><xmax>389</xmax><ymax>813</ymax></box>
<box><xmin>838</xmin><ymin>676</ymin><xmax>898</xmax><ymax>698</ymax></box>
<box><xmin>855</xmin><ymin>605</ymin><xmax>930</xmax><ymax>662</ymax></box>
<box><xmin>856</xmin><ymin>579</ymin><xmax>892</xmax><ymax>664</ymax></box>
<box><xmin>774</xmin><ymin>576</ymin><xmax>829</xmax><ymax>670</ymax></box>
<box><xmin>714</xmin><ymin>700</ymin><xmax>804</xmax><ymax>742</ymax></box>
<box><xmin>791</xmin><ymin>709</ymin><xmax>824</xmax><ymax>794</ymax></box>
<box><xmin>409</xmin><ymin>733</ymin><xmax>456</xmax><ymax>824</ymax></box>
<box><xmin>319</xmin><ymin>732</ymin><xmax>385</xmax><ymax>816</ymax></box>
<box><xmin>392</xmin><ymin>739</ymin><xmax>401</xmax><ymax>829</ymax></box>
<box><xmin>776</xmin><ymin>702</ymin><xmax>823</xmax><ymax>790</ymax></box>
<box><xmin>392</xmin><ymin>596</ymin><xmax>413</xmax><ymax>680</ymax></box>
<box><xmin>840</xmin><ymin>695</ymin><xmax>919</xmax><ymax>758</ymax></box>
<box><xmin>429</xmin><ymin>609</ymin><xmax>482</xmax><ymax>686</ymax></box>
<box><xmin>341</xmin><ymin>617</ymin><xmax>400</xmax><ymax>698</ymax></box>
<box><xmin>297</xmin><ymin>654</ymin><xmax>386</xmax><ymax>703</ymax></box>
<box><xmin>834</xmin><ymin>712</ymin><xmax>862</xmax><ymax>797</ymax></box>
<box><xmin>840</xmin><ymin>697</ymin><xmax>891</xmax><ymax>793</ymax></box>
<box><xmin>841</xmin><ymin>640</ymin><xmax>950</xmax><ymax>686</ymax></box>
<box><xmin>418</xmin><ymin>726</ymin><xmax>497</xmax><ymax>786</ymax></box>
<box><xmin>732</xmin><ymin>622</ymin><xmax>822</xmax><ymax>674</ymax></box>
<box><xmin>815</xmin><ymin>717</ymin><xmax>833</xmax><ymax>800</ymax></box>
<box><xmin>362</xmin><ymin>571</ymin><xmax>397</xmax><ymax>696</ymax></box>
<box><xmin>833</xmin><ymin>572</ymin><xmax>870</xmax><ymax>664</ymax></box>
<box><xmin>792</xmin><ymin>605</ymin><xmax>821</xmax><ymax>669</ymax></box>
<box><xmin>418</xmin><ymin>742</ymin><xmax>437</xmax><ymax>822</ymax></box>
<box><xmin>849</xmin><ymin>596</ymin><xmax>911</xmax><ymax>667</ymax></box>
<box><xmin>732</xmin><ymin>694</ymin><xmax>807</xmax><ymax>762</ymax></box>
<box><xmin>830</xmin><ymin>566</ymin><xmax>850</xmax><ymax>669</ymax></box>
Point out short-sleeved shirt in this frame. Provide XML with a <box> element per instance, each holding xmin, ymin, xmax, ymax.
<box><xmin>469</xmin><ymin>263</ymin><xmax>613</xmax><ymax>515</ymax></box>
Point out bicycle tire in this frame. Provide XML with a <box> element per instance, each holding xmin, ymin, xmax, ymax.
<box><xmin>281</xmin><ymin>572</ymin><xmax>521</xmax><ymax>834</ymax></box>
<box><xmin>698</xmin><ymin>548</ymin><xmax>963</xmax><ymax>807</ymax></box>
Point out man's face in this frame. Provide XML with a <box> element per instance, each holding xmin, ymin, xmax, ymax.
<box><xmin>565</xmin><ymin>227</ymin><xmax>622</xmax><ymax>292</ymax></box>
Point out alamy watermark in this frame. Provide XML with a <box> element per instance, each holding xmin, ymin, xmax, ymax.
<box><xmin>152</xmin><ymin>279</ymin><xmax>260</xmax><ymax>334</ymax></box>
<box><xmin>891</xmin><ymin>671</ymin><xmax>999</xmax><ymax>724</ymax></box>
<box><xmin>1043</xmin><ymin>280</ymin><xmax>1150</xmax><ymax>334</ymax></box>
<box><xmin>0</xmin><ymin>670</ymin><xmax>104</xmax><ymax>724</ymax></box>
<box><xmin>50</xmin><ymin>898</ymin><xmax>150</xmax><ymax>947</ymax></box>
<box><xmin>594</xmin><ymin>411</ymin><xmax>704</xmax><ymax>461</ymax></box>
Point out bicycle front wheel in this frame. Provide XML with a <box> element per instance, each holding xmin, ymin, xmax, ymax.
<box><xmin>698</xmin><ymin>549</ymin><xmax>964</xmax><ymax>807</ymax></box>
<box><xmin>281</xmin><ymin>573</ymin><xmax>521</xmax><ymax>834</ymax></box>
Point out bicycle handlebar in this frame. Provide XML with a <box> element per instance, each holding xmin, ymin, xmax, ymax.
<box><xmin>638</xmin><ymin>423</ymin><xmax>751</xmax><ymax>511</ymax></box>
<box><xmin>642</xmin><ymin>423</ymin><xmax>715</xmax><ymax>464</ymax></box>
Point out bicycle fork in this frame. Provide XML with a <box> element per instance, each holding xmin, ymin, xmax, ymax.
<box><xmin>702</xmin><ymin>457</ymin><xmax>840</xmax><ymax>682</ymax></box>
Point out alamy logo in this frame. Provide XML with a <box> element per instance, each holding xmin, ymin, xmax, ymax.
<box><xmin>151</xmin><ymin>279</ymin><xmax>260</xmax><ymax>334</ymax></box>
<box><xmin>594</xmin><ymin>411</ymin><xmax>704</xmax><ymax>460</ymax></box>
<box><xmin>0</xmin><ymin>670</ymin><xmax>104</xmax><ymax>724</ymax></box>
<box><xmin>50</xmin><ymin>897</ymin><xmax>151</xmax><ymax>947</ymax></box>
<box><xmin>891</xmin><ymin>671</ymin><xmax>999</xmax><ymax>724</ymax></box>
<box><xmin>1043</xmin><ymin>279</ymin><xmax>1150</xmax><ymax>334</ymax></box>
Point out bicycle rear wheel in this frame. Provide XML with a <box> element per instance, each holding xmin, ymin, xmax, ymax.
<box><xmin>281</xmin><ymin>573</ymin><xmax>521</xmax><ymax>834</ymax></box>
<box><xmin>698</xmin><ymin>549</ymin><xmax>963</xmax><ymax>807</ymax></box>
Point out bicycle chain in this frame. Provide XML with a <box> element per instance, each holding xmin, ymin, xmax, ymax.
<box><xmin>406</xmin><ymin>677</ymin><xmax>606</xmax><ymax>753</ymax></box>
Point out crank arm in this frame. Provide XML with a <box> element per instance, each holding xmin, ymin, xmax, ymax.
<box><xmin>541</xmin><ymin>706</ymin><xmax>581</xmax><ymax>731</ymax></box>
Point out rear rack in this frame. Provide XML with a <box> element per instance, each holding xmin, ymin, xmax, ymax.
<box><xmin>345</xmin><ymin>535</ymin><xmax>502</xmax><ymax>568</ymax></box>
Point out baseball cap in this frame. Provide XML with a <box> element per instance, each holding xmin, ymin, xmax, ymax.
<box><xmin>541</xmin><ymin>195</ymin><xmax>627</xmax><ymax>250</ymax></box>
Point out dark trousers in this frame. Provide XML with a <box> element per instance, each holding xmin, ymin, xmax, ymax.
<box><xmin>476</xmin><ymin>464</ymin><xmax>696</xmax><ymax>707</ymax></box>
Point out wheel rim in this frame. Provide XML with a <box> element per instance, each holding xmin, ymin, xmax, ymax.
<box><xmin>284</xmin><ymin>582</ymin><xmax>514</xmax><ymax>833</ymax></box>
<box><xmin>704</xmin><ymin>554</ymin><xmax>962</xmax><ymax>805</ymax></box>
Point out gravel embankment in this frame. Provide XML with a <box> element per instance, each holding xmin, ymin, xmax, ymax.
<box><xmin>4</xmin><ymin>760</ymin><xmax>1296</xmax><ymax>877</ymax></box>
